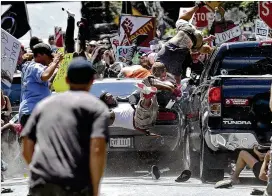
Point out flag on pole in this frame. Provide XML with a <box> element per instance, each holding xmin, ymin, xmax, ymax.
<box><xmin>1</xmin><ymin>1</ymin><xmax>31</xmax><ymax>39</ymax></box>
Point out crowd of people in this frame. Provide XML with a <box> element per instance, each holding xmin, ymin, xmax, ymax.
<box><xmin>1</xmin><ymin>1</ymin><xmax>272</xmax><ymax>196</ymax></box>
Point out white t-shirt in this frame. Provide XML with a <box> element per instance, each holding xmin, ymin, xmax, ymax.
<box><xmin>111</xmin><ymin>103</ymin><xmax>135</xmax><ymax>130</ymax></box>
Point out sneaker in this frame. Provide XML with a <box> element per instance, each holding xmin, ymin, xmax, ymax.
<box><xmin>214</xmin><ymin>179</ymin><xmax>232</xmax><ymax>189</ymax></box>
<box><xmin>151</xmin><ymin>165</ymin><xmax>160</xmax><ymax>180</ymax></box>
<box><xmin>175</xmin><ymin>170</ymin><xmax>191</xmax><ymax>182</ymax></box>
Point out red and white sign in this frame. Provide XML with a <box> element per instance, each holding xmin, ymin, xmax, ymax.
<box><xmin>258</xmin><ymin>1</ymin><xmax>272</xmax><ymax>29</ymax></box>
<box><xmin>54</xmin><ymin>26</ymin><xmax>63</xmax><ymax>47</ymax></box>
<box><xmin>179</xmin><ymin>6</ymin><xmax>213</xmax><ymax>28</ymax></box>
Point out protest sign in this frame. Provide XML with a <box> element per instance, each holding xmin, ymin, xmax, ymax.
<box><xmin>52</xmin><ymin>48</ymin><xmax>73</xmax><ymax>92</ymax></box>
<box><xmin>110</xmin><ymin>35</ymin><xmax>120</xmax><ymax>55</ymax></box>
<box><xmin>179</xmin><ymin>6</ymin><xmax>214</xmax><ymax>29</ymax></box>
<box><xmin>119</xmin><ymin>15</ymin><xmax>156</xmax><ymax>47</ymax></box>
<box><xmin>255</xmin><ymin>19</ymin><xmax>269</xmax><ymax>40</ymax></box>
<box><xmin>215</xmin><ymin>25</ymin><xmax>242</xmax><ymax>45</ymax></box>
<box><xmin>1</xmin><ymin>29</ymin><xmax>21</xmax><ymax>88</ymax></box>
<box><xmin>116</xmin><ymin>46</ymin><xmax>150</xmax><ymax>65</ymax></box>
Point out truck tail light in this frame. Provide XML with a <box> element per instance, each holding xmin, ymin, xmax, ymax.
<box><xmin>157</xmin><ymin>112</ymin><xmax>177</xmax><ymax>121</ymax></box>
<box><xmin>208</xmin><ymin>87</ymin><xmax>221</xmax><ymax>116</ymax></box>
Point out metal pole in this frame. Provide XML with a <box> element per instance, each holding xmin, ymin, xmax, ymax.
<box><xmin>24</xmin><ymin>1</ymin><xmax>32</xmax><ymax>38</ymax></box>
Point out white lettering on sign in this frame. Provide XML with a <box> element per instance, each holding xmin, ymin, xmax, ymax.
<box><xmin>215</xmin><ymin>26</ymin><xmax>242</xmax><ymax>45</ymax></box>
<box><xmin>255</xmin><ymin>19</ymin><xmax>269</xmax><ymax>38</ymax></box>
<box><xmin>225</xmin><ymin>99</ymin><xmax>249</xmax><ymax>106</ymax></box>
<box><xmin>262</xmin><ymin>2</ymin><xmax>271</xmax><ymax>16</ymax></box>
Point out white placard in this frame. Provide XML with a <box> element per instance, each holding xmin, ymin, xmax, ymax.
<box><xmin>255</xmin><ymin>19</ymin><xmax>269</xmax><ymax>40</ymax></box>
<box><xmin>215</xmin><ymin>25</ymin><xmax>242</xmax><ymax>45</ymax></box>
<box><xmin>1</xmin><ymin>29</ymin><xmax>21</xmax><ymax>88</ymax></box>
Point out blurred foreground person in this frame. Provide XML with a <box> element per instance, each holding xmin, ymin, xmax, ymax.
<box><xmin>266</xmin><ymin>86</ymin><xmax>272</xmax><ymax>196</ymax></box>
<box><xmin>21</xmin><ymin>57</ymin><xmax>110</xmax><ymax>196</ymax></box>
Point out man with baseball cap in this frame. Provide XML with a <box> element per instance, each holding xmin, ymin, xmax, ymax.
<box><xmin>19</xmin><ymin>43</ymin><xmax>63</xmax><ymax>127</ymax></box>
<box><xmin>21</xmin><ymin>57</ymin><xmax>110</xmax><ymax>196</ymax></box>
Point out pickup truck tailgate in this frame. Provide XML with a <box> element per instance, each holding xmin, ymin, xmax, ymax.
<box><xmin>221</xmin><ymin>77</ymin><xmax>272</xmax><ymax>142</ymax></box>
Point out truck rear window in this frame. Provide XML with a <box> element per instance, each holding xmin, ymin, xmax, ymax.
<box><xmin>216</xmin><ymin>47</ymin><xmax>272</xmax><ymax>75</ymax></box>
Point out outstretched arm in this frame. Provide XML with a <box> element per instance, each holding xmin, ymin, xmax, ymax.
<box><xmin>179</xmin><ymin>6</ymin><xmax>199</xmax><ymax>21</ymax></box>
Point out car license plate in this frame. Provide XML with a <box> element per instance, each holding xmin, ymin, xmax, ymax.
<box><xmin>109</xmin><ymin>138</ymin><xmax>133</xmax><ymax>148</ymax></box>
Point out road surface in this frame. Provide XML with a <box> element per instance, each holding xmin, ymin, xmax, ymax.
<box><xmin>1</xmin><ymin>172</ymin><xmax>266</xmax><ymax>196</ymax></box>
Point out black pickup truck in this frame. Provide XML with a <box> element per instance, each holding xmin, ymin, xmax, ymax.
<box><xmin>182</xmin><ymin>41</ymin><xmax>272</xmax><ymax>182</ymax></box>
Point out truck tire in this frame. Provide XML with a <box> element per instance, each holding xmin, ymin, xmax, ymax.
<box><xmin>183</xmin><ymin>127</ymin><xmax>200</xmax><ymax>177</ymax></box>
<box><xmin>200</xmin><ymin>138</ymin><xmax>224</xmax><ymax>182</ymax></box>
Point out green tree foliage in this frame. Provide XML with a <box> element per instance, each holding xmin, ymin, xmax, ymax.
<box><xmin>222</xmin><ymin>1</ymin><xmax>258</xmax><ymax>22</ymax></box>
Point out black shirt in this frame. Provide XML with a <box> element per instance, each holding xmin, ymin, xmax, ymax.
<box><xmin>21</xmin><ymin>91</ymin><xmax>110</xmax><ymax>191</ymax></box>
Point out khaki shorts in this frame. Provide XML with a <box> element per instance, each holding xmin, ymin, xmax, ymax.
<box><xmin>134</xmin><ymin>95</ymin><xmax>159</xmax><ymax>130</ymax></box>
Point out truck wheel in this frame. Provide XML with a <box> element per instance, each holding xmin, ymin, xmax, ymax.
<box><xmin>183</xmin><ymin>128</ymin><xmax>200</xmax><ymax>177</ymax></box>
<box><xmin>200</xmin><ymin>138</ymin><xmax>224</xmax><ymax>182</ymax></box>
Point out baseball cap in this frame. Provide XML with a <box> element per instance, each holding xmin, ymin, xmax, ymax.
<box><xmin>32</xmin><ymin>43</ymin><xmax>54</xmax><ymax>58</ymax></box>
<box><xmin>67</xmin><ymin>57</ymin><xmax>97</xmax><ymax>84</ymax></box>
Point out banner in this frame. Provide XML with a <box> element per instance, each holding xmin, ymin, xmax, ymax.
<box><xmin>52</xmin><ymin>48</ymin><xmax>73</xmax><ymax>92</ymax></box>
<box><xmin>215</xmin><ymin>25</ymin><xmax>242</xmax><ymax>45</ymax></box>
<box><xmin>116</xmin><ymin>46</ymin><xmax>150</xmax><ymax>65</ymax></box>
<box><xmin>255</xmin><ymin>19</ymin><xmax>269</xmax><ymax>40</ymax></box>
<box><xmin>119</xmin><ymin>15</ymin><xmax>156</xmax><ymax>47</ymax></box>
<box><xmin>1</xmin><ymin>2</ymin><xmax>31</xmax><ymax>39</ymax></box>
<box><xmin>1</xmin><ymin>29</ymin><xmax>21</xmax><ymax>88</ymax></box>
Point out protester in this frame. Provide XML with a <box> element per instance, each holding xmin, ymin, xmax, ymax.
<box><xmin>266</xmin><ymin>84</ymin><xmax>272</xmax><ymax>196</ymax></box>
<box><xmin>1</xmin><ymin>90</ymin><xmax>12</xmax><ymax>125</ymax></box>
<box><xmin>100</xmin><ymin>92</ymin><xmax>135</xmax><ymax>130</ymax></box>
<box><xmin>216</xmin><ymin>146</ymin><xmax>270</xmax><ymax>188</ymax></box>
<box><xmin>190</xmin><ymin>51</ymin><xmax>206</xmax><ymax>75</ymax></box>
<box><xmin>156</xmin><ymin>1</ymin><xmax>215</xmax><ymax>84</ymax></box>
<box><xmin>19</xmin><ymin>43</ymin><xmax>63</xmax><ymax>127</ymax></box>
<box><xmin>21</xmin><ymin>57</ymin><xmax>109</xmax><ymax>196</ymax></box>
<box><xmin>86</xmin><ymin>40</ymin><xmax>97</xmax><ymax>57</ymax></box>
<box><xmin>29</xmin><ymin>36</ymin><xmax>43</xmax><ymax>51</ymax></box>
<box><xmin>134</xmin><ymin>62</ymin><xmax>181</xmax><ymax>135</ymax></box>
<box><xmin>90</xmin><ymin>46</ymin><xmax>108</xmax><ymax>78</ymax></box>
<box><xmin>48</xmin><ymin>35</ymin><xmax>58</xmax><ymax>52</ymax></box>
<box><xmin>118</xmin><ymin>52</ymin><xmax>153</xmax><ymax>79</ymax></box>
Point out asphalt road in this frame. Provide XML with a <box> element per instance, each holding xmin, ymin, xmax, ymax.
<box><xmin>1</xmin><ymin>172</ymin><xmax>267</xmax><ymax>196</ymax></box>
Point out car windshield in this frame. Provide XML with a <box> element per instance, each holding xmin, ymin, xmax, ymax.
<box><xmin>216</xmin><ymin>47</ymin><xmax>272</xmax><ymax>75</ymax></box>
<box><xmin>90</xmin><ymin>81</ymin><xmax>138</xmax><ymax>98</ymax></box>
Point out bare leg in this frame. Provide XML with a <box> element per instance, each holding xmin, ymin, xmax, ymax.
<box><xmin>231</xmin><ymin>150</ymin><xmax>258</xmax><ymax>183</ymax></box>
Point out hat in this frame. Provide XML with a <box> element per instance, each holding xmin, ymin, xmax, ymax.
<box><xmin>32</xmin><ymin>43</ymin><xmax>54</xmax><ymax>58</ymax></box>
<box><xmin>67</xmin><ymin>57</ymin><xmax>97</xmax><ymax>84</ymax></box>
<box><xmin>89</xmin><ymin>40</ymin><xmax>97</xmax><ymax>46</ymax></box>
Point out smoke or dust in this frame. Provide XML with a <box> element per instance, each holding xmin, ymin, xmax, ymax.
<box><xmin>1</xmin><ymin>130</ymin><xmax>28</xmax><ymax>179</ymax></box>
